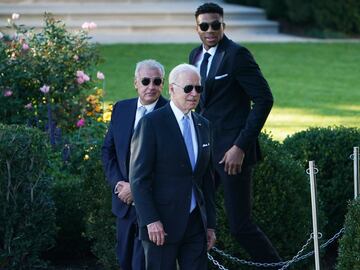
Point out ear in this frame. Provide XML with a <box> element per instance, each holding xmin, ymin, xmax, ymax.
<box><xmin>169</xmin><ymin>84</ymin><xmax>175</xmax><ymax>96</ymax></box>
<box><xmin>134</xmin><ymin>78</ymin><xmax>138</xmax><ymax>89</ymax></box>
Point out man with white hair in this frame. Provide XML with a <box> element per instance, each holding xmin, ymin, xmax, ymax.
<box><xmin>102</xmin><ymin>59</ymin><xmax>168</xmax><ymax>270</ymax></box>
<box><xmin>130</xmin><ymin>64</ymin><xmax>216</xmax><ymax>270</ymax></box>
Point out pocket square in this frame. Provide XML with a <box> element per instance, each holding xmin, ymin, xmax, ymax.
<box><xmin>215</xmin><ymin>74</ymin><xmax>228</xmax><ymax>80</ymax></box>
<box><xmin>202</xmin><ymin>143</ymin><xmax>210</xmax><ymax>147</ymax></box>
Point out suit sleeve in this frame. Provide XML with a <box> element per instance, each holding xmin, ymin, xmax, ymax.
<box><xmin>203</xmin><ymin>122</ymin><xmax>216</xmax><ymax>229</ymax></box>
<box><xmin>101</xmin><ymin>103</ymin><xmax>125</xmax><ymax>190</ymax></box>
<box><xmin>129</xmin><ymin>117</ymin><xmax>160</xmax><ymax>227</ymax></box>
<box><xmin>234</xmin><ymin>47</ymin><xmax>274</xmax><ymax>150</ymax></box>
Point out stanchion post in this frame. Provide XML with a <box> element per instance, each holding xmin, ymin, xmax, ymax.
<box><xmin>353</xmin><ymin>147</ymin><xmax>359</xmax><ymax>199</ymax></box>
<box><xmin>308</xmin><ymin>161</ymin><xmax>321</xmax><ymax>270</ymax></box>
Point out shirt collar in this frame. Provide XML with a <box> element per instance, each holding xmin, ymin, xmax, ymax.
<box><xmin>202</xmin><ymin>45</ymin><xmax>218</xmax><ymax>57</ymax></box>
<box><xmin>137</xmin><ymin>98</ymin><xmax>158</xmax><ymax>112</ymax></box>
<box><xmin>170</xmin><ymin>101</ymin><xmax>193</xmax><ymax>123</ymax></box>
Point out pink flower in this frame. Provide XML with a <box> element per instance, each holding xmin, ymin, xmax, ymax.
<box><xmin>76</xmin><ymin>118</ymin><xmax>85</xmax><ymax>127</ymax></box>
<box><xmin>82</xmin><ymin>21</ymin><xmax>97</xmax><ymax>30</ymax></box>
<box><xmin>81</xmin><ymin>22</ymin><xmax>89</xmax><ymax>29</ymax></box>
<box><xmin>89</xmin><ymin>22</ymin><xmax>97</xmax><ymax>29</ymax></box>
<box><xmin>40</xmin><ymin>84</ymin><xmax>50</xmax><ymax>94</ymax></box>
<box><xmin>4</xmin><ymin>90</ymin><xmax>13</xmax><ymax>97</ymax></box>
<box><xmin>24</xmin><ymin>103</ymin><xmax>32</xmax><ymax>109</ymax></box>
<box><xmin>97</xmin><ymin>71</ymin><xmax>105</xmax><ymax>80</ymax></box>
<box><xmin>12</xmin><ymin>13</ymin><xmax>20</xmax><ymax>20</ymax></box>
<box><xmin>76</xmin><ymin>77</ymin><xmax>85</xmax><ymax>84</ymax></box>
<box><xmin>76</xmin><ymin>70</ymin><xmax>90</xmax><ymax>84</ymax></box>
<box><xmin>73</xmin><ymin>55</ymin><xmax>79</xmax><ymax>61</ymax></box>
<box><xmin>22</xmin><ymin>43</ymin><xmax>29</xmax><ymax>51</ymax></box>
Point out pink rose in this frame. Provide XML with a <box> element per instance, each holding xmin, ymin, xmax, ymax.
<box><xmin>12</xmin><ymin>13</ymin><xmax>20</xmax><ymax>20</ymax></box>
<box><xmin>82</xmin><ymin>21</ymin><xmax>97</xmax><ymax>30</ymax></box>
<box><xmin>76</xmin><ymin>70</ymin><xmax>90</xmax><ymax>84</ymax></box>
<box><xmin>40</xmin><ymin>84</ymin><xmax>50</xmax><ymax>94</ymax></box>
<box><xmin>81</xmin><ymin>22</ymin><xmax>90</xmax><ymax>30</ymax></box>
<box><xmin>76</xmin><ymin>118</ymin><xmax>85</xmax><ymax>127</ymax></box>
<box><xmin>4</xmin><ymin>90</ymin><xmax>13</xmax><ymax>97</ymax></box>
<box><xmin>24</xmin><ymin>103</ymin><xmax>32</xmax><ymax>109</ymax></box>
<box><xmin>22</xmin><ymin>43</ymin><xmax>29</xmax><ymax>51</ymax></box>
<box><xmin>97</xmin><ymin>71</ymin><xmax>105</xmax><ymax>80</ymax></box>
<box><xmin>76</xmin><ymin>77</ymin><xmax>85</xmax><ymax>84</ymax></box>
<box><xmin>89</xmin><ymin>22</ymin><xmax>97</xmax><ymax>29</ymax></box>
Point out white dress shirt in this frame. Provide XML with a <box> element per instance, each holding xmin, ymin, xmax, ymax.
<box><xmin>194</xmin><ymin>45</ymin><xmax>218</xmax><ymax>77</ymax></box>
<box><xmin>169</xmin><ymin>101</ymin><xmax>198</xmax><ymax>163</ymax></box>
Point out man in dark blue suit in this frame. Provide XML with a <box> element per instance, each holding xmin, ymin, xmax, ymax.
<box><xmin>102</xmin><ymin>59</ymin><xmax>168</xmax><ymax>270</ymax></box>
<box><xmin>189</xmin><ymin>2</ymin><xmax>281</xmax><ymax>265</ymax></box>
<box><xmin>130</xmin><ymin>64</ymin><xmax>216</xmax><ymax>270</ymax></box>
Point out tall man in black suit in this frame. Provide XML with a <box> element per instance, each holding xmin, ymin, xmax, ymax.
<box><xmin>102</xmin><ymin>59</ymin><xmax>168</xmax><ymax>270</ymax></box>
<box><xmin>130</xmin><ymin>64</ymin><xmax>216</xmax><ymax>270</ymax></box>
<box><xmin>189</xmin><ymin>2</ymin><xmax>281</xmax><ymax>264</ymax></box>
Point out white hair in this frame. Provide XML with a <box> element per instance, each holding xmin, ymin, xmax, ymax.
<box><xmin>134</xmin><ymin>59</ymin><xmax>165</xmax><ymax>78</ymax></box>
<box><xmin>169</xmin><ymin>64</ymin><xmax>200</xmax><ymax>84</ymax></box>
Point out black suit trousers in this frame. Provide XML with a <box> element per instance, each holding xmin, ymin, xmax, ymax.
<box><xmin>116</xmin><ymin>206</ymin><xmax>145</xmax><ymax>270</ymax></box>
<box><xmin>216</xmin><ymin>165</ymin><xmax>281</xmax><ymax>263</ymax></box>
<box><xmin>142</xmin><ymin>207</ymin><xmax>207</xmax><ymax>270</ymax></box>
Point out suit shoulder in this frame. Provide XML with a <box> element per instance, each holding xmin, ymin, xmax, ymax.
<box><xmin>114</xmin><ymin>97</ymin><xmax>137</xmax><ymax>107</ymax></box>
<box><xmin>193</xmin><ymin>112</ymin><xmax>210</xmax><ymax>127</ymax></box>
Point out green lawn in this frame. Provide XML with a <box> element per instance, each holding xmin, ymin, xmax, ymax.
<box><xmin>98</xmin><ymin>42</ymin><xmax>360</xmax><ymax>141</ymax></box>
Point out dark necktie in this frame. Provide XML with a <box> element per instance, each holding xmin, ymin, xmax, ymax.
<box><xmin>200</xmin><ymin>52</ymin><xmax>211</xmax><ymax>84</ymax></box>
<box><xmin>200</xmin><ymin>52</ymin><xmax>211</xmax><ymax>105</ymax></box>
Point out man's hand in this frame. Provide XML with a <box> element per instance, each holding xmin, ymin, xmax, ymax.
<box><xmin>219</xmin><ymin>145</ymin><xmax>245</xmax><ymax>175</ymax></box>
<box><xmin>147</xmin><ymin>221</ymin><xmax>167</xmax><ymax>246</ymax></box>
<box><xmin>207</xmin><ymin>229</ymin><xmax>216</xmax><ymax>250</ymax></box>
<box><xmin>116</xmin><ymin>181</ymin><xmax>133</xmax><ymax>205</ymax></box>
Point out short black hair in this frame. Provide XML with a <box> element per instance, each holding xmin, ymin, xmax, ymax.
<box><xmin>195</xmin><ymin>2</ymin><xmax>224</xmax><ymax>18</ymax></box>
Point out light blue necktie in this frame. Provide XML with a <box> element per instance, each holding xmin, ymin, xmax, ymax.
<box><xmin>134</xmin><ymin>106</ymin><xmax>147</xmax><ymax>129</ymax></box>
<box><xmin>182</xmin><ymin>114</ymin><xmax>196</xmax><ymax>212</ymax></box>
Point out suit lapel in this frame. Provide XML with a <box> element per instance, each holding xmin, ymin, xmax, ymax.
<box><xmin>164</xmin><ymin>104</ymin><xmax>194</xmax><ymax>171</ymax></box>
<box><xmin>116</xmin><ymin>98</ymin><xmax>137</xmax><ymax>178</ymax></box>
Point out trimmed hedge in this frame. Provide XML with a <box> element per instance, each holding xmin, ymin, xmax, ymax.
<box><xmin>213</xmin><ymin>133</ymin><xmax>322</xmax><ymax>268</ymax></box>
<box><xmin>225</xmin><ymin>0</ymin><xmax>360</xmax><ymax>35</ymax></box>
<box><xmin>283</xmin><ymin>126</ymin><xmax>360</xmax><ymax>238</ymax></box>
<box><xmin>336</xmin><ymin>198</ymin><xmax>360</xmax><ymax>270</ymax></box>
<box><xmin>0</xmin><ymin>124</ymin><xmax>56</xmax><ymax>269</ymax></box>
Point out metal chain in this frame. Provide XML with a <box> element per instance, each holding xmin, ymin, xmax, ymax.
<box><xmin>208</xmin><ymin>228</ymin><xmax>345</xmax><ymax>269</ymax></box>
<box><xmin>207</xmin><ymin>252</ymin><xmax>229</xmax><ymax>270</ymax></box>
<box><xmin>277</xmin><ymin>233</ymin><xmax>315</xmax><ymax>270</ymax></box>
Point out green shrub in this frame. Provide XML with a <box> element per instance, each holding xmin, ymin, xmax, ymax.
<box><xmin>313</xmin><ymin>0</ymin><xmax>360</xmax><ymax>35</ymax></box>
<box><xmin>0</xmin><ymin>14</ymin><xmax>104</xmax><ymax>134</ymax></box>
<box><xmin>0</xmin><ymin>124</ymin><xmax>56</xmax><ymax>269</ymax></box>
<box><xmin>78</xmin><ymin>127</ymin><xmax>117</xmax><ymax>269</ymax></box>
<box><xmin>336</xmin><ymin>198</ymin><xmax>360</xmax><ymax>270</ymax></box>
<box><xmin>45</xmin><ymin>167</ymin><xmax>91</xmax><ymax>261</ymax></box>
<box><xmin>225</xmin><ymin>0</ymin><xmax>360</xmax><ymax>35</ymax></box>
<box><xmin>283</xmin><ymin>126</ymin><xmax>360</xmax><ymax>238</ymax></box>
<box><xmin>213</xmin><ymin>133</ymin><xmax>321</xmax><ymax>268</ymax></box>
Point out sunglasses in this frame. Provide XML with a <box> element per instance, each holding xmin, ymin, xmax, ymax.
<box><xmin>198</xmin><ymin>21</ymin><xmax>222</xmax><ymax>32</ymax></box>
<box><xmin>173</xmin><ymin>83</ymin><xmax>203</xmax><ymax>94</ymax></box>
<box><xmin>141</xmin><ymin>77</ymin><xmax>163</xmax><ymax>86</ymax></box>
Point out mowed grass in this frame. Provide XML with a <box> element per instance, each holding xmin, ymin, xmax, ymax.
<box><xmin>98</xmin><ymin>42</ymin><xmax>360</xmax><ymax>141</ymax></box>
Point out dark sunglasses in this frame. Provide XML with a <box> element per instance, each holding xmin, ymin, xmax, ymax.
<box><xmin>198</xmin><ymin>21</ymin><xmax>222</xmax><ymax>32</ymax></box>
<box><xmin>141</xmin><ymin>77</ymin><xmax>163</xmax><ymax>86</ymax></box>
<box><xmin>173</xmin><ymin>83</ymin><xmax>203</xmax><ymax>94</ymax></box>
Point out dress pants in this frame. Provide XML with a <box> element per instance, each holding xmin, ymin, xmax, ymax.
<box><xmin>142</xmin><ymin>207</ymin><xmax>208</xmax><ymax>270</ymax></box>
<box><xmin>116</xmin><ymin>206</ymin><xmax>145</xmax><ymax>270</ymax></box>
<box><xmin>217</xmin><ymin>165</ymin><xmax>281</xmax><ymax>263</ymax></box>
